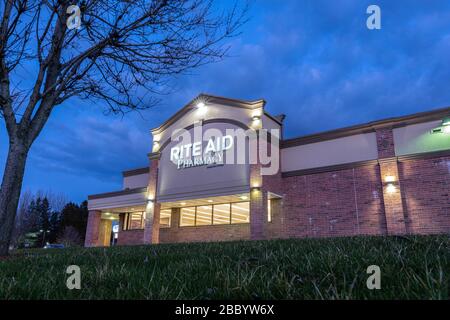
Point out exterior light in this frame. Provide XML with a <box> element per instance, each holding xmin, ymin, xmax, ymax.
<box><xmin>252</xmin><ymin>182</ymin><xmax>260</xmax><ymax>188</ymax></box>
<box><xmin>180</xmin><ymin>202</ymin><xmax>186</xmax><ymax>206</ymax></box>
<box><xmin>251</xmin><ymin>114</ymin><xmax>261</xmax><ymax>129</ymax></box>
<box><xmin>386</xmin><ymin>184</ymin><xmax>396</xmax><ymax>193</ymax></box>
<box><xmin>384</xmin><ymin>176</ymin><xmax>396</xmax><ymax>183</ymax></box>
<box><xmin>196</xmin><ymin>102</ymin><xmax>207</xmax><ymax>116</ymax></box>
<box><xmin>207</xmin><ymin>200</ymin><xmax>213</xmax><ymax>203</ymax></box>
<box><xmin>251</xmin><ymin>110</ymin><xmax>262</xmax><ymax>118</ymax></box>
<box><xmin>431</xmin><ymin>116</ymin><xmax>450</xmax><ymax>134</ymax></box>
<box><xmin>442</xmin><ymin>116</ymin><xmax>450</xmax><ymax>126</ymax></box>
<box><xmin>239</xmin><ymin>195</ymin><xmax>248</xmax><ymax>200</ymax></box>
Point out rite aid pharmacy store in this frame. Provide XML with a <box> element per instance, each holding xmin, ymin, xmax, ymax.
<box><xmin>85</xmin><ymin>94</ymin><xmax>450</xmax><ymax>247</ymax></box>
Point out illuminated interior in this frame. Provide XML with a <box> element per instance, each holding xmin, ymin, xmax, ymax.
<box><xmin>180</xmin><ymin>201</ymin><xmax>249</xmax><ymax>227</ymax></box>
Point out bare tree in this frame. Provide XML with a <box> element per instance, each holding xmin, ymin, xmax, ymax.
<box><xmin>0</xmin><ymin>0</ymin><xmax>247</xmax><ymax>255</ymax></box>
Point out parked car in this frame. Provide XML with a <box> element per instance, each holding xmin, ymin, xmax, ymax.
<box><xmin>43</xmin><ymin>243</ymin><xmax>65</xmax><ymax>249</ymax></box>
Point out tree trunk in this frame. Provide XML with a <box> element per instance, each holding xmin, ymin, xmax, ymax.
<box><xmin>0</xmin><ymin>139</ymin><xmax>29</xmax><ymax>256</ymax></box>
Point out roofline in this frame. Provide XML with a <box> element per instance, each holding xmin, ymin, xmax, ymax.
<box><xmin>282</xmin><ymin>106</ymin><xmax>450</xmax><ymax>148</ymax></box>
<box><xmin>120</xmin><ymin>105</ymin><xmax>450</xmax><ymax>178</ymax></box>
<box><xmin>150</xmin><ymin>93</ymin><xmax>266</xmax><ymax>134</ymax></box>
<box><xmin>263</xmin><ymin>111</ymin><xmax>283</xmax><ymax>125</ymax></box>
<box><xmin>122</xmin><ymin>167</ymin><xmax>149</xmax><ymax>177</ymax></box>
<box><xmin>88</xmin><ymin>187</ymin><xmax>147</xmax><ymax>200</ymax></box>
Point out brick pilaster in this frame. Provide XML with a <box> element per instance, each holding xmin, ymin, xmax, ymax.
<box><xmin>249</xmin><ymin>163</ymin><xmax>266</xmax><ymax>240</ymax></box>
<box><xmin>376</xmin><ymin>127</ymin><xmax>406</xmax><ymax>235</ymax></box>
<box><xmin>144</xmin><ymin>157</ymin><xmax>161</xmax><ymax>244</ymax></box>
<box><xmin>84</xmin><ymin>210</ymin><xmax>102</xmax><ymax>247</ymax></box>
<box><xmin>376</xmin><ymin>127</ymin><xmax>396</xmax><ymax>158</ymax></box>
<box><xmin>379</xmin><ymin>159</ymin><xmax>406</xmax><ymax>234</ymax></box>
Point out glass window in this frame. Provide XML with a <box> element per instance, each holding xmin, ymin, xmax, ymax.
<box><xmin>124</xmin><ymin>212</ymin><xmax>144</xmax><ymax>230</ymax></box>
<box><xmin>213</xmin><ymin>203</ymin><xmax>231</xmax><ymax>225</ymax></box>
<box><xmin>160</xmin><ymin>209</ymin><xmax>171</xmax><ymax>228</ymax></box>
<box><xmin>180</xmin><ymin>207</ymin><xmax>196</xmax><ymax>226</ymax></box>
<box><xmin>196</xmin><ymin>205</ymin><xmax>212</xmax><ymax>225</ymax></box>
<box><xmin>231</xmin><ymin>202</ymin><xmax>250</xmax><ymax>224</ymax></box>
<box><xmin>177</xmin><ymin>201</ymin><xmax>251</xmax><ymax>227</ymax></box>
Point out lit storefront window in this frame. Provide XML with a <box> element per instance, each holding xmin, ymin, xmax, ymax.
<box><xmin>179</xmin><ymin>202</ymin><xmax>249</xmax><ymax>227</ymax></box>
<box><xmin>123</xmin><ymin>212</ymin><xmax>145</xmax><ymax>230</ymax></box>
<box><xmin>180</xmin><ymin>207</ymin><xmax>196</xmax><ymax>226</ymax></box>
<box><xmin>231</xmin><ymin>202</ymin><xmax>250</xmax><ymax>224</ymax></box>
<box><xmin>196</xmin><ymin>205</ymin><xmax>213</xmax><ymax>225</ymax></box>
<box><xmin>160</xmin><ymin>209</ymin><xmax>172</xmax><ymax>228</ymax></box>
<box><xmin>213</xmin><ymin>203</ymin><xmax>231</xmax><ymax>225</ymax></box>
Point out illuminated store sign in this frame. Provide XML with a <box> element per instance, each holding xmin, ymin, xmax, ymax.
<box><xmin>170</xmin><ymin>135</ymin><xmax>234</xmax><ymax>169</ymax></box>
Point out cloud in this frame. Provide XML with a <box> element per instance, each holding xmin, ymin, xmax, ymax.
<box><xmin>2</xmin><ymin>0</ymin><xmax>450</xmax><ymax>202</ymax></box>
<box><xmin>30</xmin><ymin>113</ymin><xmax>150</xmax><ymax>179</ymax></box>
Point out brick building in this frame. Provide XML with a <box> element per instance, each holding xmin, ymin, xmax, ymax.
<box><xmin>85</xmin><ymin>94</ymin><xmax>450</xmax><ymax>247</ymax></box>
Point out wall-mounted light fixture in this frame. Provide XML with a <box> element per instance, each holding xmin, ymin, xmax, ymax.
<box><xmin>152</xmin><ymin>141</ymin><xmax>160</xmax><ymax>152</ymax></box>
<box><xmin>442</xmin><ymin>116</ymin><xmax>450</xmax><ymax>126</ymax></box>
<box><xmin>251</xmin><ymin>116</ymin><xmax>261</xmax><ymax>129</ymax></box>
<box><xmin>384</xmin><ymin>175</ymin><xmax>396</xmax><ymax>183</ymax></box>
<box><xmin>146</xmin><ymin>198</ymin><xmax>154</xmax><ymax>209</ymax></box>
<box><xmin>431</xmin><ymin>116</ymin><xmax>450</xmax><ymax>134</ymax></box>
<box><xmin>251</xmin><ymin>110</ymin><xmax>262</xmax><ymax>129</ymax></box>
<box><xmin>250</xmin><ymin>182</ymin><xmax>261</xmax><ymax>192</ymax></box>
<box><xmin>196</xmin><ymin>102</ymin><xmax>207</xmax><ymax>116</ymax></box>
<box><xmin>386</xmin><ymin>183</ymin><xmax>396</xmax><ymax>193</ymax></box>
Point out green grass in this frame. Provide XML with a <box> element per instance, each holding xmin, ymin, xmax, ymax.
<box><xmin>0</xmin><ymin>235</ymin><xmax>448</xmax><ymax>299</ymax></box>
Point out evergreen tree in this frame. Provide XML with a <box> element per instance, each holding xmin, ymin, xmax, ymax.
<box><xmin>60</xmin><ymin>201</ymin><xmax>89</xmax><ymax>241</ymax></box>
<box><xmin>49</xmin><ymin>211</ymin><xmax>61</xmax><ymax>243</ymax></box>
<box><xmin>39</xmin><ymin>197</ymin><xmax>51</xmax><ymax>232</ymax></box>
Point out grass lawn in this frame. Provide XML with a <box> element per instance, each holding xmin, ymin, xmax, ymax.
<box><xmin>0</xmin><ymin>235</ymin><xmax>448</xmax><ymax>299</ymax></box>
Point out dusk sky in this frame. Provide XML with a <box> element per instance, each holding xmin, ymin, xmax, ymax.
<box><xmin>1</xmin><ymin>0</ymin><xmax>450</xmax><ymax>203</ymax></box>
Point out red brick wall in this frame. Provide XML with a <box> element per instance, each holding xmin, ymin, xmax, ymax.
<box><xmin>399</xmin><ymin>156</ymin><xmax>450</xmax><ymax>234</ymax></box>
<box><xmin>85</xmin><ymin>210</ymin><xmax>101</xmax><ymax>247</ymax></box>
<box><xmin>280</xmin><ymin>164</ymin><xmax>386</xmax><ymax>238</ymax></box>
<box><xmin>114</xmin><ymin>155</ymin><xmax>449</xmax><ymax>245</ymax></box>
<box><xmin>160</xmin><ymin>224</ymin><xmax>250</xmax><ymax>243</ymax></box>
<box><xmin>117</xmin><ymin>213</ymin><xmax>144</xmax><ymax>245</ymax></box>
<box><xmin>117</xmin><ymin>229</ymin><xmax>144</xmax><ymax>246</ymax></box>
